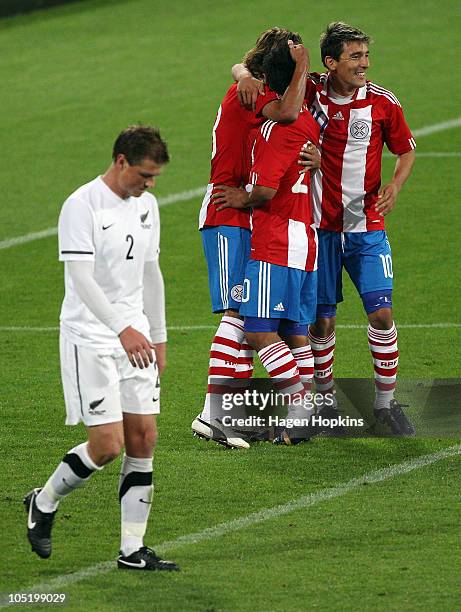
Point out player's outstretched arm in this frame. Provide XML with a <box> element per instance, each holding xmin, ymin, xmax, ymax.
<box><xmin>376</xmin><ymin>149</ymin><xmax>416</xmax><ymax>216</ymax></box>
<box><xmin>143</xmin><ymin>260</ymin><xmax>167</xmax><ymax>375</ymax></box>
<box><xmin>66</xmin><ymin>260</ymin><xmax>154</xmax><ymax>369</ymax></box>
<box><xmin>268</xmin><ymin>40</ymin><xmax>309</xmax><ymax>123</ymax></box>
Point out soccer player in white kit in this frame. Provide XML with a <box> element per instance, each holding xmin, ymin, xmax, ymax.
<box><xmin>24</xmin><ymin>126</ymin><xmax>179</xmax><ymax>571</ymax></box>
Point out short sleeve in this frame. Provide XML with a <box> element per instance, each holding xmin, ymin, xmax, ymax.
<box><xmin>145</xmin><ymin>195</ymin><xmax>160</xmax><ymax>262</ymax></box>
<box><xmin>383</xmin><ymin>100</ymin><xmax>416</xmax><ymax>155</ymax></box>
<box><xmin>251</xmin><ymin>123</ymin><xmax>292</xmax><ymax>190</ymax></box>
<box><xmin>58</xmin><ymin>197</ymin><xmax>95</xmax><ymax>261</ymax></box>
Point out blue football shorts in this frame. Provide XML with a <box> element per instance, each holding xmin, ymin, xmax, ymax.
<box><xmin>317</xmin><ymin>229</ymin><xmax>394</xmax><ymax>306</ymax></box>
<box><xmin>239</xmin><ymin>259</ymin><xmax>317</xmax><ymax>325</ymax></box>
<box><xmin>201</xmin><ymin>225</ymin><xmax>251</xmax><ymax>313</ymax></box>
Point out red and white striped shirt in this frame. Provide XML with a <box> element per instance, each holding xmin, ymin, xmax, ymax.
<box><xmin>305</xmin><ymin>73</ymin><xmax>416</xmax><ymax>232</ymax></box>
<box><xmin>249</xmin><ymin>107</ymin><xmax>320</xmax><ymax>271</ymax></box>
<box><xmin>199</xmin><ymin>83</ymin><xmax>273</xmax><ymax>230</ymax></box>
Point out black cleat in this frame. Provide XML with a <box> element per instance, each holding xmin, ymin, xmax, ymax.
<box><xmin>24</xmin><ymin>488</ymin><xmax>56</xmax><ymax>559</ymax></box>
<box><xmin>308</xmin><ymin>403</ymin><xmax>347</xmax><ymax>437</ymax></box>
<box><xmin>374</xmin><ymin>400</ymin><xmax>416</xmax><ymax>436</ymax></box>
<box><xmin>272</xmin><ymin>429</ymin><xmax>310</xmax><ymax>446</ymax></box>
<box><xmin>118</xmin><ymin>546</ymin><xmax>180</xmax><ymax>571</ymax></box>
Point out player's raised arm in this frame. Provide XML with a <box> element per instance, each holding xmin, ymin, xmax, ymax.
<box><xmin>232</xmin><ymin>64</ymin><xmax>265</xmax><ymax>111</ymax></box>
<box><xmin>232</xmin><ymin>40</ymin><xmax>308</xmax><ymax>123</ymax></box>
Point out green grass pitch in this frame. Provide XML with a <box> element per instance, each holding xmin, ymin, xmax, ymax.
<box><xmin>1</xmin><ymin>0</ymin><xmax>460</xmax><ymax>609</ymax></box>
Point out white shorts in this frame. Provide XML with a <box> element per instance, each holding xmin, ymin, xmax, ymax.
<box><xmin>60</xmin><ymin>336</ymin><xmax>160</xmax><ymax>427</ymax></box>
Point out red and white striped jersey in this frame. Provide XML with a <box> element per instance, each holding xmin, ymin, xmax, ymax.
<box><xmin>305</xmin><ymin>73</ymin><xmax>416</xmax><ymax>232</ymax></box>
<box><xmin>249</xmin><ymin>107</ymin><xmax>320</xmax><ymax>271</ymax></box>
<box><xmin>199</xmin><ymin>83</ymin><xmax>274</xmax><ymax>230</ymax></box>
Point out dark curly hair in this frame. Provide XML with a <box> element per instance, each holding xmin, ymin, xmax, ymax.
<box><xmin>243</xmin><ymin>27</ymin><xmax>302</xmax><ymax>81</ymax></box>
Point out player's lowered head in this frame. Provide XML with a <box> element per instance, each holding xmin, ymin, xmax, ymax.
<box><xmin>261</xmin><ymin>34</ymin><xmax>309</xmax><ymax>96</ymax></box>
<box><xmin>103</xmin><ymin>125</ymin><xmax>170</xmax><ymax>200</ymax></box>
<box><xmin>243</xmin><ymin>27</ymin><xmax>303</xmax><ymax>80</ymax></box>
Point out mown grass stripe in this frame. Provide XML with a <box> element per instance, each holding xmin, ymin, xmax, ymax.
<box><xmin>2</xmin><ymin>443</ymin><xmax>459</xmax><ymax>605</ymax></box>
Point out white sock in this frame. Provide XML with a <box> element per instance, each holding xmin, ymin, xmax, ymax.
<box><xmin>119</xmin><ymin>455</ymin><xmax>153</xmax><ymax>557</ymax></box>
<box><xmin>36</xmin><ymin>442</ymin><xmax>102</xmax><ymax>513</ymax></box>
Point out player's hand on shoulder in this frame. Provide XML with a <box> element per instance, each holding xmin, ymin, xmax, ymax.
<box><xmin>212</xmin><ymin>185</ymin><xmax>249</xmax><ymax>211</ymax></box>
<box><xmin>375</xmin><ymin>182</ymin><xmax>399</xmax><ymax>216</ymax></box>
<box><xmin>237</xmin><ymin>76</ymin><xmax>264</xmax><ymax>111</ymax></box>
<box><xmin>298</xmin><ymin>141</ymin><xmax>321</xmax><ymax>173</ymax></box>
<box><xmin>288</xmin><ymin>39</ymin><xmax>308</xmax><ymax>68</ymax></box>
<box><xmin>119</xmin><ymin>326</ymin><xmax>155</xmax><ymax>369</ymax></box>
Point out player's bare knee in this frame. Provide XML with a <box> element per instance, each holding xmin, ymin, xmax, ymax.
<box><xmin>224</xmin><ymin>309</ymin><xmax>243</xmax><ymax>320</ymax></box>
<box><xmin>368</xmin><ymin>308</ymin><xmax>393</xmax><ymax>330</ymax></box>
<box><xmin>125</xmin><ymin>426</ymin><xmax>157</xmax><ymax>456</ymax></box>
<box><xmin>101</xmin><ymin>441</ymin><xmax>124</xmax><ymax>464</ymax></box>
<box><xmin>245</xmin><ymin>331</ymin><xmax>278</xmax><ymax>352</ymax></box>
<box><xmin>89</xmin><ymin>434</ymin><xmax>123</xmax><ymax>465</ymax></box>
<box><xmin>285</xmin><ymin>335</ymin><xmax>308</xmax><ymax>350</ymax></box>
<box><xmin>310</xmin><ymin>317</ymin><xmax>336</xmax><ymax>337</ymax></box>
<box><xmin>143</xmin><ymin>426</ymin><xmax>158</xmax><ymax>450</ymax></box>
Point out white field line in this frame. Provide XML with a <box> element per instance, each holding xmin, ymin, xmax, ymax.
<box><xmin>383</xmin><ymin>151</ymin><xmax>461</xmax><ymax>158</ymax></box>
<box><xmin>0</xmin><ymin>117</ymin><xmax>460</xmax><ymax>253</ymax></box>
<box><xmin>412</xmin><ymin>117</ymin><xmax>461</xmax><ymax>137</ymax></box>
<box><xmin>0</xmin><ymin>188</ymin><xmax>207</xmax><ymax>251</ymax></box>
<box><xmin>0</xmin><ymin>323</ymin><xmax>460</xmax><ymax>333</ymax></box>
<box><xmin>2</xmin><ymin>443</ymin><xmax>460</xmax><ymax>604</ymax></box>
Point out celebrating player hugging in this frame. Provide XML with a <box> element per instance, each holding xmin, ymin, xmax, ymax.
<box><xmin>196</xmin><ymin>21</ymin><xmax>416</xmax><ymax>447</ymax></box>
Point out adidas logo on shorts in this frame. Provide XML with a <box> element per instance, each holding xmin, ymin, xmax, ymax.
<box><xmin>273</xmin><ymin>302</ymin><xmax>285</xmax><ymax>312</ymax></box>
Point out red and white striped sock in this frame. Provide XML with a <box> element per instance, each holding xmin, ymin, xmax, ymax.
<box><xmin>201</xmin><ymin>316</ymin><xmax>245</xmax><ymax>421</ymax></box>
<box><xmin>308</xmin><ymin>330</ymin><xmax>336</xmax><ymax>394</ymax></box>
<box><xmin>368</xmin><ymin>323</ymin><xmax>399</xmax><ymax>410</ymax></box>
<box><xmin>290</xmin><ymin>345</ymin><xmax>314</xmax><ymax>393</ymax></box>
<box><xmin>258</xmin><ymin>341</ymin><xmax>305</xmax><ymax>400</ymax></box>
<box><xmin>234</xmin><ymin>342</ymin><xmax>254</xmax><ymax>379</ymax></box>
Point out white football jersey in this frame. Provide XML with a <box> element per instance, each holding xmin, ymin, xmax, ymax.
<box><xmin>58</xmin><ymin>176</ymin><xmax>160</xmax><ymax>348</ymax></box>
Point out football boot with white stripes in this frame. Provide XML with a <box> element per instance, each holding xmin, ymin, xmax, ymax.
<box><xmin>118</xmin><ymin>546</ymin><xmax>179</xmax><ymax>571</ymax></box>
<box><xmin>24</xmin><ymin>488</ymin><xmax>57</xmax><ymax>559</ymax></box>
<box><xmin>191</xmin><ymin>415</ymin><xmax>250</xmax><ymax>449</ymax></box>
